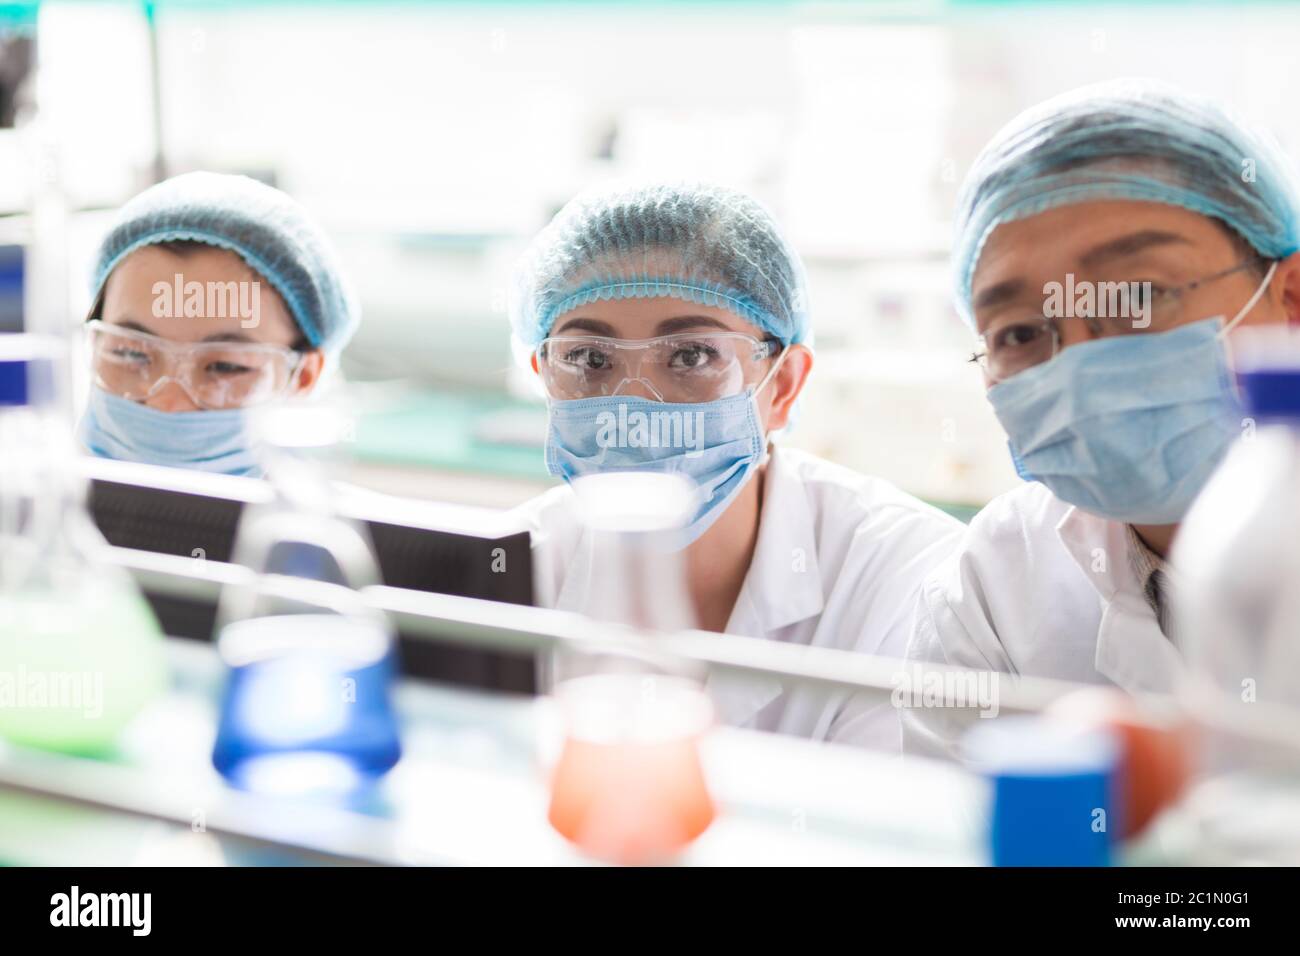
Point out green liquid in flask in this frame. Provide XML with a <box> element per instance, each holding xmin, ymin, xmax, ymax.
<box><xmin>0</xmin><ymin>577</ymin><xmax>168</xmax><ymax>755</ymax></box>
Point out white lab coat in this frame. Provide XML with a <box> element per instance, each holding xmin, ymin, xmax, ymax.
<box><xmin>902</xmin><ymin>481</ymin><xmax>1184</xmax><ymax>758</ymax></box>
<box><xmin>509</xmin><ymin>446</ymin><xmax>965</xmax><ymax>750</ymax></box>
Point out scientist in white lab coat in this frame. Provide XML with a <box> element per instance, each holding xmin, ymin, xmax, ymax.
<box><xmin>507</xmin><ymin>182</ymin><xmax>963</xmax><ymax>749</ymax></box>
<box><xmin>904</xmin><ymin>80</ymin><xmax>1300</xmax><ymax>757</ymax></box>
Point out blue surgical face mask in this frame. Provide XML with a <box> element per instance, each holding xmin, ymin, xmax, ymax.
<box><xmin>80</xmin><ymin>386</ymin><xmax>262</xmax><ymax>477</ymax></box>
<box><xmin>544</xmin><ymin>352</ymin><xmax>788</xmax><ymax>547</ymax></box>
<box><xmin>987</xmin><ymin>307</ymin><xmax>1264</xmax><ymax>525</ymax></box>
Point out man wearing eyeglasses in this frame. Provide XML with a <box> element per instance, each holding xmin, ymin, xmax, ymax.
<box><xmin>903</xmin><ymin>80</ymin><xmax>1300</xmax><ymax>757</ymax></box>
<box><xmin>509</xmin><ymin>182</ymin><xmax>965</xmax><ymax>749</ymax></box>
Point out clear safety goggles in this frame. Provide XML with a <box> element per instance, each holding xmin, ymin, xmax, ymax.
<box><xmin>537</xmin><ymin>331</ymin><xmax>783</xmax><ymax>403</ymax></box>
<box><xmin>87</xmin><ymin>319</ymin><xmax>303</xmax><ymax>411</ymax></box>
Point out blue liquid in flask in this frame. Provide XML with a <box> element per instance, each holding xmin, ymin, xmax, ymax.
<box><xmin>212</xmin><ymin>613</ymin><xmax>402</xmax><ymax>795</ymax></box>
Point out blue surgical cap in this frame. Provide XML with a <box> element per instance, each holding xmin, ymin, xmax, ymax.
<box><xmin>953</xmin><ymin>78</ymin><xmax>1300</xmax><ymax>326</ymax></box>
<box><xmin>510</xmin><ymin>182</ymin><xmax>811</xmax><ymax>348</ymax></box>
<box><xmin>92</xmin><ymin>172</ymin><xmax>359</xmax><ymax>354</ymax></box>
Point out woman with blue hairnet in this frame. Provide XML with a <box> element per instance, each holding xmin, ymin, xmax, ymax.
<box><xmin>80</xmin><ymin>172</ymin><xmax>358</xmax><ymax>476</ymax></box>
<box><xmin>903</xmin><ymin>80</ymin><xmax>1300</xmax><ymax>758</ymax></box>
<box><xmin>509</xmin><ymin>182</ymin><xmax>963</xmax><ymax>749</ymax></box>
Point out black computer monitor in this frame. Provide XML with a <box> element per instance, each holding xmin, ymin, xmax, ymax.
<box><xmin>83</xmin><ymin>458</ymin><xmax>537</xmax><ymax>694</ymax></box>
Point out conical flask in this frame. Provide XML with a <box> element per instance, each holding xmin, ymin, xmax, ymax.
<box><xmin>210</xmin><ymin>400</ymin><xmax>401</xmax><ymax>794</ymax></box>
<box><xmin>545</xmin><ymin>471</ymin><xmax>716</xmax><ymax>863</ymax></box>
<box><xmin>0</xmin><ymin>336</ymin><xmax>167</xmax><ymax>754</ymax></box>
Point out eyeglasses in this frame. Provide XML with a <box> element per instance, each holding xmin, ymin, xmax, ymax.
<box><xmin>87</xmin><ymin>320</ymin><xmax>303</xmax><ymax>410</ymax></box>
<box><xmin>969</xmin><ymin>258</ymin><xmax>1270</xmax><ymax>383</ymax></box>
<box><xmin>536</xmin><ymin>331</ymin><xmax>782</xmax><ymax>403</ymax></box>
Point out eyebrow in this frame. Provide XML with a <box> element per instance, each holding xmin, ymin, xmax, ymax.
<box><xmin>106</xmin><ymin>318</ymin><xmax>161</xmax><ymax>337</ymax></box>
<box><xmin>654</xmin><ymin>315</ymin><xmax>733</xmax><ymax>335</ymax></box>
<box><xmin>1077</xmin><ymin>230</ymin><xmax>1192</xmax><ymax>269</ymax></box>
<box><xmin>971</xmin><ymin>230</ymin><xmax>1196</xmax><ymax>316</ymax></box>
<box><xmin>552</xmin><ymin>315</ymin><xmax>736</xmax><ymax>337</ymax></box>
<box><xmin>198</xmin><ymin>331</ymin><xmax>259</xmax><ymax>344</ymax></box>
<box><xmin>972</xmin><ymin>279</ymin><xmax>1026</xmax><ymax>313</ymax></box>
<box><xmin>107</xmin><ymin>319</ymin><xmax>267</xmax><ymax>346</ymax></box>
<box><xmin>553</xmin><ymin>317</ymin><xmax>617</xmax><ymax>336</ymax></box>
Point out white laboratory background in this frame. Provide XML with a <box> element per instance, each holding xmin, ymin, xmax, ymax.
<box><xmin>9</xmin><ymin>0</ymin><xmax>1300</xmax><ymax>509</ymax></box>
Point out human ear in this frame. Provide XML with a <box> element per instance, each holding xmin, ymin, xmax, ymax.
<box><xmin>291</xmin><ymin>349</ymin><xmax>327</xmax><ymax>395</ymax></box>
<box><xmin>763</xmin><ymin>344</ymin><xmax>814</xmax><ymax>432</ymax></box>
<box><xmin>1273</xmin><ymin>251</ymin><xmax>1300</xmax><ymax>326</ymax></box>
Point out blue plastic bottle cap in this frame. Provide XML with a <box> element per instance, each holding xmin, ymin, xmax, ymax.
<box><xmin>963</xmin><ymin>717</ymin><xmax>1120</xmax><ymax>867</ymax></box>
<box><xmin>1231</xmin><ymin>327</ymin><xmax>1300</xmax><ymax>421</ymax></box>
<box><xmin>1237</xmin><ymin>366</ymin><xmax>1300</xmax><ymax>422</ymax></box>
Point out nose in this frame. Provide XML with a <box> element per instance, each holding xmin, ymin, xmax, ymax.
<box><xmin>1054</xmin><ymin>315</ymin><xmax>1104</xmax><ymax>350</ymax></box>
<box><xmin>610</xmin><ymin>377</ymin><xmax>663</xmax><ymax>401</ymax></box>
<box><xmin>143</xmin><ymin>378</ymin><xmax>202</xmax><ymax>412</ymax></box>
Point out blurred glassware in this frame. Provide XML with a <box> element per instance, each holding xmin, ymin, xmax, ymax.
<box><xmin>1047</xmin><ymin>688</ymin><xmax>1191</xmax><ymax>840</ymax></box>
<box><xmin>548</xmin><ymin>669</ymin><xmax>715</xmax><ymax>865</ymax></box>
<box><xmin>0</xmin><ymin>336</ymin><xmax>167</xmax><ymax>753</ymax></box>
<box><xmin>545</xmin><ymin>471</ymin><xmax>716</xmax><ymax>863</ymax></box>
<box><xmin>210</xmin><ymin>398</ymin><xmax>401</xmax><ymax>794</ymax></box>
<box><xmin>1174</xmin><ymin>325</ymin><xmax>1300</xmax><ymax>863</ymax></box>
<box><xmin>963</xmin><ymin>716</ymin><xmax>1119</xmax><ymax>867</ymax></box>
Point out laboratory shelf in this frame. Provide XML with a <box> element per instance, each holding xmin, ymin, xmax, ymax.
<box><xmin>0</xmin><ymin>639</ymin><xmax>988</xmax><ymax>867</ymax></box>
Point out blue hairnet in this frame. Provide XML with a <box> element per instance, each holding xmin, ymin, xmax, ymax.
<box><xmin>953</xmin><ymin>78</ymin><xmax>1300</xmax><ymax>326</ymax></box>
<box><xmin>91</xmin><ymin>172</ymin><xmax>359</xmax><ymax>353</ymax></box>
<box><xmin>510</xmin><ymin>182</ymin><xmax>811</xmax><ymax>348</ymax></box>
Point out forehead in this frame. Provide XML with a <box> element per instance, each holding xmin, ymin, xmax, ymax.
<box><xmin>972</xmin><ymin>201</ymin><xmax>1241</xmax><ymax>299</ymax></box>
<box><xmin>550</xmin><ymin>297</ymin><xmax>761</xmax><ymax>339</ymax></box>
<box><xmin>101</xmin><ymin>243</ymin><xmax>296</xmax><ymax>344</ymax></box>
<box><xmin>108</xmin><ymin>243</ymin><xmax>261</xmax><ymax>286</ymax></box>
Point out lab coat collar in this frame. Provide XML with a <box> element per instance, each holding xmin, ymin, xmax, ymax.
<box><xmin>732</xmin><ymin>445</ymin><xmax>826</xmax><ymax>633</ymax></box>
<box><xmin>1093</xmin><ymin>590</ymin><xmax>1183</xmax><ymax>693</ymax></box>
<box><xmin>709</xmin><ymin>446</ymin><xmax>825</xmax><ymax>728</ymax></box>
<box><xmin>1054</xmin><ymin>503</ymin><xmax>1182</xmax><ymax>693</ymax></box>
<box><xmin>1055</xmin><ymin>504</ymin><xmax>1132</xmax><ymax>603</ymax></box>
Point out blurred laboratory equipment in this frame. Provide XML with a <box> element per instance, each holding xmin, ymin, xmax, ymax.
<box><xmin>963</xmin><ymin>717</ymin><xmax>1119</xmax><ymax>867</ymax></box>
<box><xmin>0</xmin><ymin>335</ymin><xmax>167</xmax><ymax>753</ymax></box>
<box><xmin>210</xmin><ymin>399</ymin><xmax>402</xmax><ymax>794</ymax></box>
<box><xmin>1048</xmin><ymin>688</ymin><xmax>1191</xmax><ymax>840</ymax></box>
<box><xmin>1173</xmin><ymin>328</ymin><xmax>1300</xmax><ymax>863</ymax></box>
<box><xmin>548</xmin><ymin>671</ymin><xmax>715</xmax><ymax>865</ymax></box>
<box><xmin>20</xmin><ymin>116</ymin><xmax>69</xmax><ymax>342</ymax></box>
<box><xmin>545</xmin><ymin>472</ymin><xmax>716</xmax><ymax>863</ymax></box>
<box><xmin>550</xmin><ymin>471</ymin><xmax>702</xmax><ymax>678</ymax></box>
